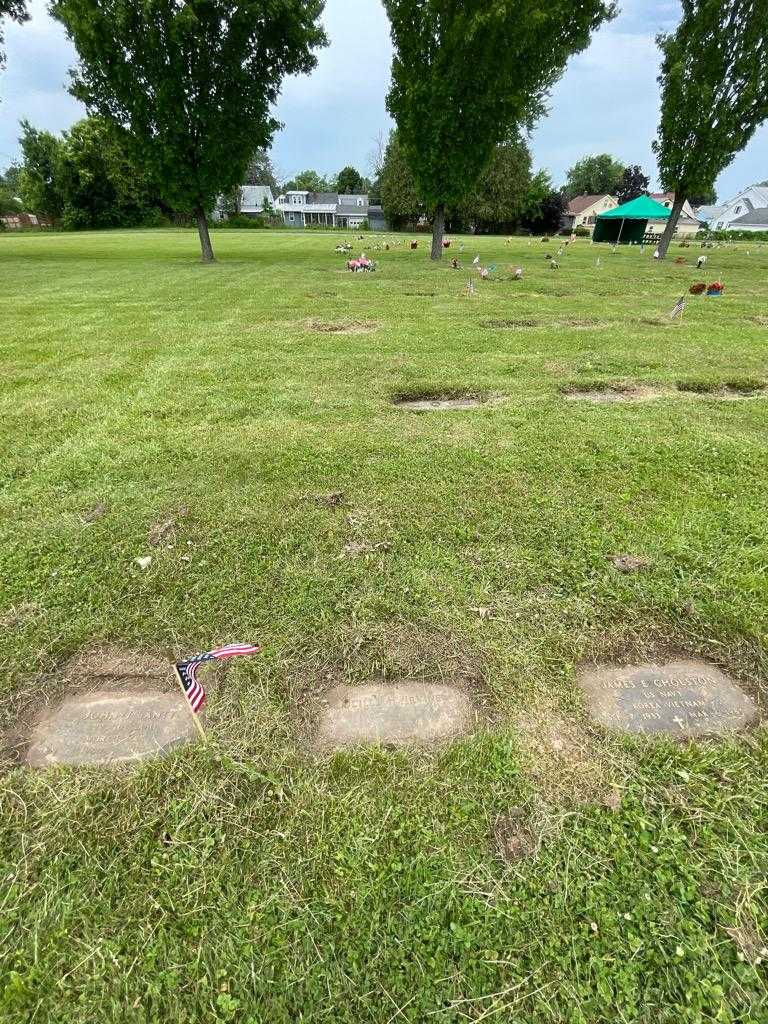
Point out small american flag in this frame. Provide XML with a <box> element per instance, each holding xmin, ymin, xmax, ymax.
<box><xmin>174</xmin><ymin>643</ymin><xmax>261</xmax><ymax>713</ymax></box>
<box><xmin>670</xmin><ymin>296</ymin><xmax>685</xmax><ymax>319</ymax></box>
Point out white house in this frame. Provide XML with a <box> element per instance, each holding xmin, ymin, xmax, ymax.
<box><xmin>646</xmin><ymin>193</ymin><xmax>701</xmax><ymax>237</ymax></box>
<box><xmin>697</xmin><ymin>184</ymin><xmax>768</xmax><ymax>230</ymax></box>
<box><xmin>276</xmin><ymin>191</ymin><xmax>386</xmax><ymax>230</ymax></box>
<box><xmin>239</xmin><ymin>185</ymin><xmax>275</xmax><ymax>215</ymax></box>
<box><xmin>561</xmin><ymin>195</ymin><xmax>618</xmax><ymax>233</ymax></box>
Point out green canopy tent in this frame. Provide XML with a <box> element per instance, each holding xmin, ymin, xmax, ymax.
<box><xmin>593</xmin><ymin>195</ymin><xmax>671</xmax><ymax>244</ymax></box>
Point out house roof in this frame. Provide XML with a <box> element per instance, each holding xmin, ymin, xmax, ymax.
<box><xmin>336</xmin><ymin>204</ymin><xmax>368</xmax><ymax>216</ymax></box>
<box><xmin>730</xmin><ymin>207</ymin><xmax>768</xmax><ymax>227</ymax></box>
<box><xmin>240</xmin><ymin>185</ymin><xmax>274</xmax><ymax>209</ymax></box>
<box><xmin>306</xmin><ymin>192</ymin><xmax>340</xmax><ymax>205</ymax></box>
<box><xmin>597</xmin><ymin>195</ymin><xmax>671</xmax><ymax>220</ymax></box>
<box><xmin>696</xmin><ymin>205</ymin><xmax>724</xmax><ymax>222</ymax></box>
<box><xmin>567</xmin><ymin>194</ymin><xmax>612</xmax><ymax>215</ymax></box>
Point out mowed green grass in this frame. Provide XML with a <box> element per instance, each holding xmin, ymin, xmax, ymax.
<box><xmin>1</xmin><ymin>227</ymin><xmax>767</xmax><ymax>1023</ymax></box>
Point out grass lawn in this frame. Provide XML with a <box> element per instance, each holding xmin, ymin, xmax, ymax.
<box><xmin>1</xmin><ymin>227</ymin><xmax>767</xmax><ymax>1023</ymax></box>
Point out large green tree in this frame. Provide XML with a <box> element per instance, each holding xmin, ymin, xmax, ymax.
<box><xmin>335</xmin><ymin>165</ymin><xmax>366</xmax><ymax>195</ymax></box>
<box><xmin>383</xmin><ymin>0</ymin><xmax>616</xmax><ymax>259</ymax></box>
<box><xmin>283</xmin><ymin>169</ymin><xmax>333</xmax><ymax>193</ymax></box>
<box><xmin>58</xmin><ymin>116</ymin><xmax>163</xmax><ymax>229</ymax></box>
<box><xmin>17</xmin><ymin>122</ymin><xmax>66</xmax><ymax>225</ymax></box>
<box><xmin>51</xmin><ymin>0</ymin><xmax>327</xmax><ymax>261</ymax></box>
<box><xmin>564</xmin><ymin>153</ymin><xmax>625</xmax><ymax>199</ymax></box>
<box><xmin>616</xmin><ymin>164</ymin><xmax>650</xmax><ymax>204</ymax></box>
<box><xmin>244</xmin><ymin>148</ymin><xmax>279</xmax><ymax>191</ymax></box>
<box><xmin>0</xmin><ymin>164</ymin><xmax>22</xmax><ymax>218</ymax></box>
<box><xmin>18</xmin><ymin>116</ymin><xmax>163</xmax><ymax>228</ymax></box>
<box><xmin>520</xmin><ymin>170</ymin><xmax>567</xmax><ymax>234</ymax></box>
<box><xmin>459</xmin><ymin>137</ymin><xmax>532</xmax><ymax>233</ymax></box>
<box><xmin>0</xmin><ymin>0</ymin><xmax>27</xmax><ymax>71</ymax></box>
<box><xmin>379</xmin><ymin>130</ymin><xmax>422</xmax><ymax>230</ymax></box>
<box><xmin>653</xmin><ymin>0</ymin><xmax>768</xmax><ymax>258</ymax></box>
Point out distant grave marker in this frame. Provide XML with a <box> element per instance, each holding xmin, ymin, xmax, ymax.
<box><xmin>315</xmin><ymin>682</ymin><xmax>474</xmax><ymax>749</ymax></box>
<box><xmin>578</xmin><ymin>659</ymin><xmax>758</xmax><ymax>738</ymax></box>
<box><xmin>26</xmin><ymin>692</ymin><xmax>198</xmax><ymax>766</ymax></box>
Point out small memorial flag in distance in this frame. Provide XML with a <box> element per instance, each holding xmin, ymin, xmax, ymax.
<box><xmin>174</xmin><ymin>643</ymin><xmax>261</xmax><ymax>714</ymax></box>
<box><xmin>670</xmin><ymin>295</ymin><xmax>685</xmax><ymax>319</ymax></box>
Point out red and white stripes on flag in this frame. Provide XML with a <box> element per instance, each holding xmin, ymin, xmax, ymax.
<box><xmin>174</xmin><ymin>643</ymin><xmax>261</xmax><ymax>714</ymax></box>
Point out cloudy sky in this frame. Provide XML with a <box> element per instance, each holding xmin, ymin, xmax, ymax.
<box><xmin>1</xmin><ymin>0</ymin><xmax>766</xmax><ymax>199</ymax></box>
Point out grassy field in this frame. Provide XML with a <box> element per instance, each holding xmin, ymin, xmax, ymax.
<box><xmin>1</xmin><ymin>227</ymin><xmax>767</xmax><ymax>1023</ymax></box>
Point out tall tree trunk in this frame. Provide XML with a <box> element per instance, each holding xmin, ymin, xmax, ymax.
<box><xmin>656</xmin><ymin>193</ymin><xmax>686</xmax><ymax>260</ymax></box>
<box><xmin>430</xmin><ymin>203</ymin><xmax>445</xmax><ymax>260</ymax></box>
<box><xmin>195</xmin><ymin>206</ymin><xmax>215</xmax><ymax>262</ymax></box>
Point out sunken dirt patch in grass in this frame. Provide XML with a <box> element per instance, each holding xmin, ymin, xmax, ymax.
<box><xmin>482</xmin><ymin>317</ymin><xmax>541</xmax><ymax>329</ymax></box>
<box><xmin>392</xmin><ymin>388</ymin><xmax>500</xmax><ymax>411</ymax></box>
<box><xmin>303</xmin><ymin>318</ymin><xmax>380</xmax><ymax>335</ymax></box>
<box><xmin>676</xmin><ymin>378</ymin><xmax>767</xmax><ymax>399</ymax></box>
<box><xmin>561</xmin><ymin>382</ymin><xmax>663</xmax><ymax>403</ymax></box>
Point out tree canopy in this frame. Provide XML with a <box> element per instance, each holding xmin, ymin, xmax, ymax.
<box><xmin>336</xmin><ymin>165</ymin><xmax>366</xmax><ymax>195</ymax></box>
<box><xmin>458</xmin><ymin>137</ymin><xmax>533</xmax><ymax>233</ymax></box>
<box><xmin>244</xmin><ymin>149</ymin><xmax>279</xmax><ymax>191</ymax></box>
<box><xmin>379</xmin><ymin>130</ymin><xmax>422</xmax><ymax>229</ymax></box>
<box><xmin>51</xmin><ymin>0</ymin><xmax>327</xmax><ymax>260</ymax></box>
<box><xmin>653</xmin><ymin>0</ymin><xmax>768</xmax><ymax>256</ymax></box>
<box><xmin>564</xmin><ymin>153</ymin><xmax>625</xmax><ymax>198</ymax></box>
<box><xmin>0</xmin><ymin>0</ymin><xmax>27</xmax><ymax>71</ymax></box>
<box><xmin>616</xmin><ymin>165</ymin><xmax>650</xmax><ymax>204</ymax></box>
<box><xmin>17</xmin><ymin>116</ymin><xmax>164</xmax><ymax>229</ymax></box>
<box><xmin>283</xmin><ymin>169</ymin><xmax>333</xmax><ymax>193</ymax></box>
<box><xmin>520</xmin><ymin>170</ymin><xmax>567</xmax><ymax>234</ymax></box>
<box><xmin>383</xmin><ymin>0</ymin><xmax>616</xmax><ymax>258</ymax></box>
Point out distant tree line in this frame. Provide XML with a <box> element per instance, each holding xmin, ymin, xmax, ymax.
<box><xmin>3</xmin><ymin>0</ymin><xmax>766</xmax><ymax>261</ymax></box>
<box><xmin>378</xmin><ymin>129</ymin><xmax>568</xmax><ymax>235</ymax></box>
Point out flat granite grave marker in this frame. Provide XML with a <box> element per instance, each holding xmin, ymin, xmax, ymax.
<box><xmin>578</xmin><ymin>659</ymin><xmax>758</xmax><ymax>738</ymax></box>
<box><xmin>315</xmin><ymin>682</ymin><xmax>474</xmax><ymax>749</ymax></box>
<box><xmin>26</xmin><ymin>691</ymin><xmax>198</xmax><ymax>767</ymax></box>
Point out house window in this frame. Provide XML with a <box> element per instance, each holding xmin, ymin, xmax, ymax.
<box><xmin>288</xmin><ymin>213</ymin><xmax>295</xmax><ymax>222</ymax></box>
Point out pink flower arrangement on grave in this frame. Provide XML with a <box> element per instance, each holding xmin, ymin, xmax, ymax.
<box><xmin>347</xmin><ymin>254</ymin><xmax>375</xmax><ymax>273</ymax></box>
<box><xmin>707</xmin><ymin>281</ymin><xmax>724</xmax><ymax>295</ymax></box>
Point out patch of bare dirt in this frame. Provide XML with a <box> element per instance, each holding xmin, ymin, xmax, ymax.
<box><xmin>80</xmin><ymin>501</ymin><xmax>107</xmax><ymax>524</ymax></box>
<box><xmin>609</xmin><ymin>554</ymin><xmax>651</xmax><ymax>574</ymax></box>
<box><xmin>148</xmin><ymin>519</ymin><xmax>175</xmax><ymax>547</ymax></box>
<box><xmin>493</xmin><ymin>808</ymin><xmax>539</xmax><ymax>863</ymax></box>
<box><xmin>0</xmin><ymin>602</ymin><xmax>42</xmax><ymax>630</ymax></box>
<box><xmin>562</xmin><ymin>384</ymin><xmax>662</xmax><ymax>403</ymax></box>
<box><xmin>305</xmin><ymin>318</ymin><xmax>379</xmax><ymax>335</ymax></box>
<box><xmin>557</xmin><ymin>317</ymin><xmax>608</xmax><ymax>330</ymax></box>
<box><xmin>394</xmin><ymin>390</ymin><xmax>497</xmax><ymax>412</ymax></box>
<box><xmin>310</xmin><ymin>492</ymin><xmax>346</xmax><ymax>508</ymax></box>
<box><xmin>482</xmin><ymin>318</ymin><xmax>540</xmax><ymax>329</ymax></box>
<box><xmin>342</xmin><ymin>540</ymin><xmax>392</xmax><ymax>558</ymax></box>
<box><xmin>514</xmin><ymin>709</ymin><xmax>611</xmax><ymax>805</ymax></box>
<box><xmin>724</xmin><ymin>922</ymin><xmax>767</xmax><ymax>966</ymax></box>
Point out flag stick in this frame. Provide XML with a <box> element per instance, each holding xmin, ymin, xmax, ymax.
<box><xmin>172</xmin><ymin>663</ymin><xmax>208</xmax><ymax>743</ymax></box>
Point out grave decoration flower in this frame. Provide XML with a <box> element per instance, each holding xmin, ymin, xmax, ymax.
<box><xmin>706</xmin><ymin>281</ymin><xmax>724</xmax><ymax>296</ymax></box>
<box><xmin>689</xmin><ymin>282</ymin><xmax>706</xmax><ymax>295</ymax></box>
<box><xmin>346</xmin><ymin>254</ymin><xmax>376</xmax><ymax>273</ymax></box>
<box><xmin>443</xmin><ymin>239</ymin><xmax>451</xmax><ymax>248</ymax></box>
